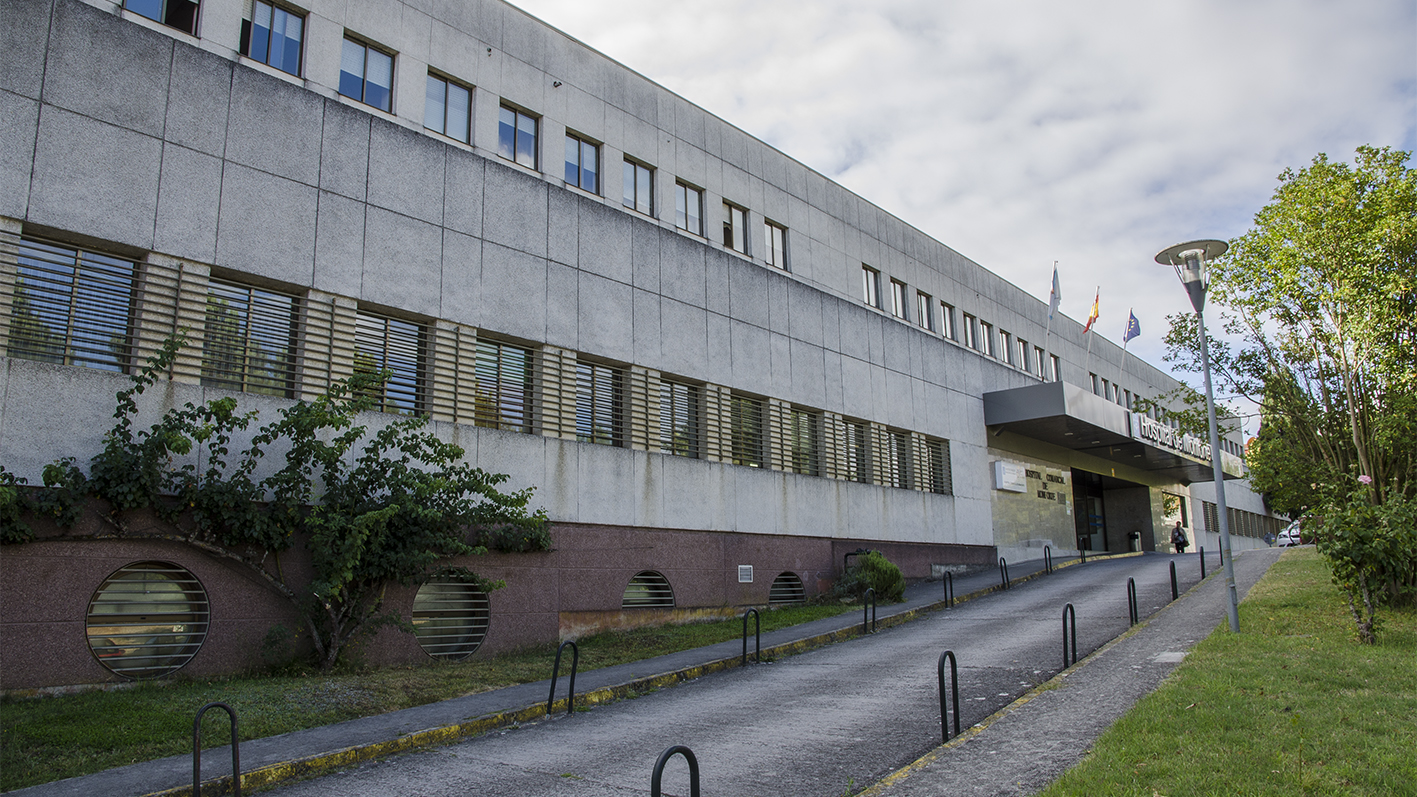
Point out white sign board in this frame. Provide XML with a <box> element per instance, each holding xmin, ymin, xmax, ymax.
<box><xmin>993</xmin><ymin>460</ymin><xmax>1027</xmax><ymax>492</ymax></box>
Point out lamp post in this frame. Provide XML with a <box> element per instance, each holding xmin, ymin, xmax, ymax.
<box><xmin>1155</xmin><ymin>240</ymin><xmax>1240</xmax><ymax>632</ymax></box>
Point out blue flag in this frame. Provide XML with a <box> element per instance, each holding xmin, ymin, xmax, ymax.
<box><xmin>1123</xmin><ymin>310</ymin><xmax>1141</xmax><ymax>343</ymax></box>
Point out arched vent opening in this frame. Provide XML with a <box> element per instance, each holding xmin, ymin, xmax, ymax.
<box><xmin>86</xmin><ymin>561</ymin><xmax>209</xmax><ymax>679</ymax></box>
<box><xmin>622</xmin><ymin>570</ymin><xmax>675</xmax><ymax>609</ymax></box>
<box><xmin>412</xmin><ymin>579</ymin><xmax>491</xmax><ymax>661</ymax></box>
<box><xmin>769</xmin><ymin>571</ymin><xmax>806</xmax><ymax>604</ymax></box>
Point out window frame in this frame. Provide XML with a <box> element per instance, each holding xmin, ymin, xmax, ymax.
<box><xmin>1000</xmin><ymin>330</ymin><xmax>1014</xmax><ymax>365</ymax></box>
<box><xmin>980</xmin><ymin>321</ymin><xmax>995</xmax><ymax>357</ymax></box>
<box><xmin>924</xmin><ymin>438</ymin><xmax>952</xmax><ymax>495</ymax></box>
<box><xmin>764</xmin><ymin>220</ymin><xmax>787</xmax><ymax>270</ymax></box>
<box><xmin>563</xmin><ymin>131</ymin><xmax>599</xmax><ymax>194</ymax></box>
<box><xmin>423</xmin><ymin>71</ymin><xmax>472</xmax><ymax>144</ymax></box>
<box><xmin>575</xmin><ymin>359</ymin><xmax>625</xmax><ymax>447</ymax></box>
<box><xmin>124</xmin><ymin>0</ymin><xmax>200</xmax><ymax>35</ymax></box>
<box><xmin>787</xmin><ymin>406</ymin><xmax>821</xmax><ymax>477</ymax></box>
<box><xmin>353</xmin><ymin>309</ymin><xmax>427</xmax><ymax>415</ymax></box>
<box><xmin>675</xmin><ymin>181</ymin><xmax>704</xmax><ymax>236</ymax></box>
<box><xmin>498</xmin><ymin>104</ymin><xmax>539</xmax><ymax>169</ymax></box>
<box><xmin>622</xmin><ymin>157</ymin><xmax>653</xmax><ymax>216</ymax></box>
<box><xmin>659</xmin><ymin>379</ymin><xmax>701</xmax><ymax>458</ymax></box>
<box><xmin>889</xmin><ymin>279</ymin><xmax>909</xmax><ymax>320</ymax></box>
<box><xmin>7</xmin><ymin>238</ymin><xmax>137</xmax><ymax>373</ymax></box>
<box><xmin>883</xmin><ymin>429</ymin><xmax>913</xmax><ymax>489</ymax></box>
<box><xmin>722</xmin><ymin>202</ymin><xmax>749</xmax><ymax>254</ymax></box>
<box><xmin>339</xmin><ymin>36</ymin><xmax>395</xmax><ymax>112</ymax></box>
<box><xmin>962</xmin><ymin>313</ymin><xmax>978</xmax><ymax>350</ymax></box>
<box><xmin>473</xmin><ymin>338</ymin><xmax>534</xmax><ymax>433</ymax></box>
<box><xmin>201</xmin><ymin>277</ymin><xmax>300</xmax><ymax>398</ymax></box>
<box><xmin>940</xmin><ymin>301</ymin><xmax>957</xmax><ymax>341</ymax></box>
<box><xmin>862</xmin><ymin>265</ymin><xmax>881</xmax><ymax>309</ymax></box>
<box><xmin>916</xmin><ymin>291</ymin><xmax>935</xmax><ymax>331</ymax></box>
<box><xmin>240</xmin><ymin>0</ymin><xmax>303</xmax><ymax>76</ymax></box>
<box><xmin>729</xmin><ymin>393</ymin><xmax>766</xmax><ymax>468</ymax></box>
<box><xmin>842</xmin><ymin>418</ymin><xmax>871</xmax><ymax>484</ymax></box>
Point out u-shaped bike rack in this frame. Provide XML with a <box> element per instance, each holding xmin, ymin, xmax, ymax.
<box><xmin>1170</xmin><ymin>560</ymin><xmax>1179</xmax><ymax>600</ymax></box>
<box><xmin>937</xmin><ymin>649</ymin><xmax>960</xmax><ymax>741</ymax></box>
<box><xmin>1199</xmin><ymin>546</ymin><xmax>1207</xmax><ymax>578</ymax></box>
<box><xmin>1062</xmin><ymin>603</ymin><xmax>1077</xmax><ymax>668</ymax></box>
<box><xmin>741</xmin><ymin>608</ymin><xmax>760</xmax><ymax>666</ymax></box>
<box><xmin>650</xmin><ymin>744</ymin><xmax>701</xmax><ymax>797</ymax></box>
<box><xmin>998</xmin><ymin>557</ymin><xmax>1010</xmax><ymax>589</ymax></box>
<box><xmin>942</xmin><ymin>571</ymin><xmax>954</xmax><ymax>606</ymax></box>
<box><xmin>548</xmin><ymin>640</ymin><xmax>580</xmax><ymax>716</ymax></box>
<box><xmin>863</xmin><ymin>587</ymin><xmax>877</xmax><ymax>633</ymax></box>
<box><xmin>1127</xmin><ymin>577</ymin><xmax>1139</xmax><ymax>625</ymax></box>
<box><xmin>193</xmin><ymin>701</ymin><xmax>241</xmax><ymax>797</ymax></box>
<box><xmin>1044</xmin><ymin>545</ymin><xmax>1053</xmax><ymax>574</ymax></box>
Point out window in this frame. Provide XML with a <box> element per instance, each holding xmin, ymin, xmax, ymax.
<box><xmin>764</xmin><ymin>220</ymin><xmax>787</xmax><ymax>269</ymax></box>
<box><xmin>424</xmin><ymin>73</ymin><xmax>470</xmax><ymax>143</ymax></box>
<box><xmin>883</xmin><ymin>430</ymin><xmax>912</xmax><ymax>489</ymax></box>
<box><xmin>339</xmin><ymin>38</ymin><xmax>393</xmax><ymax>112</ymax></box>
<box><xmin>722</xmin><ymin>202</ymin><xmax>748</xmax><ymax>253</ymax></box>
<box><xmin>843</xmin><ymin>419</ymin><xmax>871</xmax><ymax>483</ymax></box>
<box><xmin>564</xmin><ymin>133</ymin><xmax>598</xmax><ymax>193</ymax></box>
<box><xmin>8</xmin><ymin>239</ymin><xmax>135</xmax><ymax>372</ymax></box>
<box><xmin>659</xmin><ymin>380</ymin><xmax>700</xmax><ymax>457</ymax></box>
<box><xmin>1050</xmin><ymin>354</ymin><xmax>1061</xmax><ymax>382</ymax></box>
<box><xmin>916</xmin><ymin>292</ymin><xmax>935</xmax><ymax>331</ymax></box>
<box><xmin>622</xmin><ymin>571</ymin><xmax>675</xmax><ymax>608</ymax></box>
<box><xmin>730</xmin><ymin>394</ymin><xmax>765</xmax><ymax>467</ymax></box>
<box><xmin>1018</xmin><ymin>339</ymin><xmax>1030</xmax><ymax>372</ymax></box>
<box><xmin>1124</xmin><ymin>389</ymin><xmax>1133</xmax><ymax>410</ymax></box>
<box><xmin>890</xmin><ymin>279</ymin><xmax>909</xmax><ymax>320</ymax></box>
<box><xmin>498</xmin><ymin>105</ymin><xmax>537</xmax><ymax>168</ymax></box>
<box><xmin>86</xmin><ymin>562</ymin><xmax>208</xmax><ymax>679</ymax></box>
<box><xmin>980</xmin><ymin>322</ymin><xmax>995</xmax><ymax>357</ymax></box>
<box><xmin>354</xmin><ymin>311</ymin><xmax>425</xmax><ymax>414</ymax></box>
<box><xmin>1035</xmin><ymin>346</ymin><xmax>1047</xmax><ymax>378</ymax></box>
<box><xmin>124</xmin><ymin>0</ymin><xmax>199</xmax><ymax>35</ymax></box>
<box><xmin>862</xmin><ymin>265</ymin><xmax>881</xmax><ymax>308</ymax></box>
<box><xmin>622</xmin><ymin>158</ymin><xmax>653</xmax><ymax>215</ymax></box>
<box><xmin>925</xmin><ymin>438</ymin><xmax>952</xmax><ymax>495</ymax></box>
<box><xmin>1000</xmin><ymin>330</ymin><xmax>1014</xmax><ymax>365</ymax></box>
<box><xmin>941</xmin><ymin>302</ymin><xmax>957</xmax><ymax>341</ymax></box>
<box><xmin>473</xmin><ymin>339</ymin><xmax>533</xmax><ymax>433</ymax></box>
<box><xmin>575</xmin><ymin>360</ymin><xmax>623</xmax><ymax>446</ymax></box>
<box><xmin>202</xmin><ymin>279</ymin><xmax>298</xmax><ymax>397</ymax></box>
<box><xmin>788</xmin><ymin>408</ymin><xmax>820</xmax><ymax>476</ymax></box>
<box><xmin>1090</xmin><ymin>372</ymin><xmax>1100</xmax><ymax>395</ymax></box>
<box><xmin>769</xmin><ymin>572</ymin><xmax>806</xmax><ymax>604</ymax></box>
<box><xmin>962</xmin><ymin>313</ymin><xmax>978</xmax><ymax>350</ymax></box>
<box><xmin>240</xmin><ymin>1</ymin><xmax>302</xmax><ymax>76</ymax></box>
<box><xmin>675</xmin><ymin>182</ymin><xmax>703</xmax><ymax>235</ymax></box>
<box><xmin>411</xmin><ymin>579</ymin><xmax>489</xmax><ymax>661</ymax></box>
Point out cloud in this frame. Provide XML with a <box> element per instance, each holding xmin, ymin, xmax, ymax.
<box><xmin>508</xmin><ymin>0</ymin><xmax>1416</xmax><ymax>431</ymax></box>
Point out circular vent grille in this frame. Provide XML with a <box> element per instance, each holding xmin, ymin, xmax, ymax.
<box><xmin>86</xmin><ymin>561</ymin><xmax>209</xmax><ymax>679</ymax></box>
<box><xmin>622</xmin><ymin>571</ymin><xmax>675</xmax><ymax>608</ymax></box>
<box><xmin>412</xmin><ymin>580</ymin><xmax>491</xmax><ymax>660</ymax></box>
<box><xmin>769</xmin><ymin>571</ymin><xmax>806</xmax><ymax>604</ymax></box>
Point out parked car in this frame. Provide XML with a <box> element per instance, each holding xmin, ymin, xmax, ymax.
<box><xmin>1277</xmin><ymin>520</ymin><xmax>1305</xmax><ymax>547</ymax></box>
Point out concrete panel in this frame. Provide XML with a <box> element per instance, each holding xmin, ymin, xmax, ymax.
<box><xmin>726</xmin><ymin>257</ymin><xmax>769</xmax><ymax>329</ymax></box>
<box><xmin>659</xmin><ymin>231</ymin><xmax>707</xmax><ymax>308</ymax></box>
<box><xmin>0</xmin><ymin>91</ymin><xmax>37</xmax><ymax>219</ymax></box>
<box><xmin>311</xmin><ymin>190</ymin><xmax>366</xmax><ymax>297</ymax></box>
<box><xmin>769</xmin><ymin>331</ymin><xmax>792</xmax><ymax>398</ymax></box>
<box><xmin>767</xmin><ymin>272</ymin><xmax>791</xmax><ymax>335</ymax></box>
<box><xmin>0</xmin><ymin>0</ymin><xmax>50</xmax><ymax>99</ymax></box>
<box><xmin>837</xmin><ymin>305</ymin><xmax>872</xmax><ymax>362</ymax></box>
<box><xmin>660</xmin><ymin>455</ymin><xmax>729</xmax><ymax>531</ymax></box>
<box><xmin>731</xmin><ymin>467</ymin><xmax>783</xmax><ymax>536</ymax></box>
<box><xmin>367</xmin><ymin>122</ymin><xmax>446</xmax><ymax>225</ymax></box>
<box><xmin>703</xmin><ymin>249</ymin><xmax>731</xmax><ymax>316</ymax></box>
<box><xmin>880</xmin><ymin>320</ymin><xmax>915</xmax><ymax>375</ymax></box>
<box><xmin>786</xmin><ymin>281</ymin><xmax>824</xmax><ymax>347</ymax></box>
<box><xmin>631</xmin><ymin>453</ymin><xmax>665</xmax><ymax>529</ymax></box>
<box><xmin>225</xmin><ymin>67</ymin><xmax>324</xmax><ymax>187</ymax></box>
<box><xmin>153</xmin><ymin>144</ymin><xmax>222</xmax><ymax>263</ymax></box>
<box><xmin>436</xmin><ymin>231</ymin><xmax>481</xmax><ymax>330</ymax></box>
<box><xmin>629</xmin><ymin>217</ymin><xmax>660</xmax><ymax>292</ymax></box>
<box><xmin>575</xmin><ymin>443</ymin><xmax>639</xmax><ymax>526</ymax></box>
<box><xmin>28</xmin><ymin>107</ymin><xmax>160</xmax><ymax>251</ymax></box>
<box><xmin>541</xmin><ymin>437</ymin><xmax>579</xmax><ymax>522</ymax></box>
<box><xmin>839</xmin><ymin>355</ymin><xmax>874</xmax><ymax>420</ymax></box>
<box><xmin>362</xmin><ymin>208</ymin><xmax>443</xmax><ymax>317</ymax></box>
<box><xmin>631</xmin><ymin>287</ymin><xmax>662</xmax><ymax>367</ymax></box>
<box><xmin>658</xmin><ymin>297</ymin><xmax>707</xmax><ymax>379</ymax></box>
<box><xmin>789</xmin><ymin>339</ymin><xmax>827</xmax><ymax>407</ymax></box>
<box><xmin>704</xmin><ymin>312</ymin><xmax>733</xmax><ymax>386</ymax></box>
<box><xmin>481</xmin><ymin>163</ymin><xmax>548</xmax><ymax>257</ymax></box>
<box><xmin>577</xmin><ymin>270</ymin><xmax>633</xmax><ymax>362</ymax></box>
<box><xmin>42</xmin><ymin>0</ymin><xmax>170</xmax><ymax>136</ymax></box>
<box><xmin>443</xmin><ymin>145</ymin><xmax>485</xmax><ymax>238</ymax></box>
<box><xmin>164</xmin><ymin>44</ymin><xmax>233</xmax><ymax>157</ymax></box>
<box><xmin>577</xmin><ymin>200</ymin><xmax>632</xmax><ymax>286</ymax></box>
<box><xmin>546</xmin><ymin>182</ymin><xmax>578</xmax><ymax>266</ymax></box>
<box><xmin>729</xmin><ymin>320</ymin><xmax>770</xmax><ymax>394</ymax></box>
<box><xmin>544</xmin><ymin>260</ymin><xmax>578</xmax><ymax>349</ymax></box>
<box><xmin>479</xmin><ymin>242</ymin><xmax>546</xmax><ymax>341</ymax></box>
<box><xmin>215</xmin><ymin>163</ymin><xmax>317</xmax><ymax>284</ymax></box>
<box><xmin>318</xmin><ymin>100</ymin><xmax>372</xmax><ymax>201</ymax></box>
<box><xmin>473</xmin><ymin>426</ymin><xmax>546</xmax><ymax>499</ymax></box>
<box><xmin>0</xmin><ymin>361</ymin><xmax>136</xmax><ymax>479</ymax></box>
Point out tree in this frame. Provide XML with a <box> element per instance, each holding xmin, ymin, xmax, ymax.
<box><xmin>1160</xmin><ymin>145</ymin><xmax>1417</xmax><ymax>640</ymax></box>
<box><xmin>6</xmin><ymin>338</ymin><xmax>550</xmax><ymax>670</ymax></box>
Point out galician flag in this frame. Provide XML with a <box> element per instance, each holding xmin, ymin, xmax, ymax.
<box><xmin>1082</xmin><ymin>288</ymin><xmax>1100</xmax><ymax>334</ymax></box>
<box><xmin>1123</xmin><ymin>310</ymin><xmax>1141</xmax><ymax>343</ymax></box>
<box><xmin>1048</xmin><ymin>265</ymin><xmax>1062</xmax><ymax>321</ymax></box>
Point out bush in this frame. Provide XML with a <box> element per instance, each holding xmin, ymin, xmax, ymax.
<box><xmin>1313</xmin><ymin>485</ymin><xmax>1417</xmax><ymax>644</ymax></box>
<box><xmin>830</xmin><ymin>551</ymin><xmax>905</xmax><ymax>603</ymax></box>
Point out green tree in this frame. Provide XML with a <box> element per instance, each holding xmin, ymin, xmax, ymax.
<box><xmin>1160</xmin><ymin>145</ymin><xmax>1417</xmax><ymax>639</ymax></box>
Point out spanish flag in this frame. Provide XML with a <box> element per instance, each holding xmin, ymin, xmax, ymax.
<box><xmin>1082</xmin><ymin>288</ymin><xmax>1100</xmax><ymax>334</ymax></box>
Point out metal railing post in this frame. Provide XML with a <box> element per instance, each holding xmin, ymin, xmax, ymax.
<box><xmin>998</xmin><ymin>557</ymin><xmax>1010</xmax><ymax>589</ymax></box>
<box><xmin>1044</xmin><ymin>545</ymin><xmax>1053</xmax><ymax>574</ymax></box>
<box><xmin>193</xmin><ymin>702</ymin><xmax>240</xmax><ymax>797</ymax></box>
<box><xmin>548</xmin><ymin>640</ymin><xmax>580</xmax><ymax>716</ymax></box>
<box><xmin>650</xmin><ymin>744</ymin><xmax>701</xmax><ymax>797</ymax></box>
<box><xmin>1062</xmin><ymin>603</ymin><xmax>1077</xmax><ymax>668</ymax></box>
<box><xmin>863</xmin><ymin>587</ymin><xmax>877</xmax><ymax>633</ymax></box>
<box><xmin>1170</xmin><ymin>560</ymin><xmax>1179</xmax><ymax>601</ymax></box>
<box><xmin>741</xmin><ymin>608</ymin><xmax>761</xmax><ymax>666</ymax></box>
<box><xmin>1200</xmin><ymin>546</ymin><xmax>1207</xmax><ymax>579</ymax></box>
<box><xmin>943</xmin><ymin>571</ymin><xmax>954</xmax><ymax>607</ymax></box>
<box><xmin>1127</xmin><ymin>577</ymin><xmax>1138</xmax><ymax>625</ymax></box>
<box><xmin>937</xmin><ymin>650</ymin><xmax>960</xmax><ymax>741</ymax></box>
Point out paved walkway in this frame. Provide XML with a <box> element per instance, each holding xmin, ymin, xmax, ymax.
<box><xmin>12</xmin><ymin>547</ymin><xmax>1267</xmax><ymax>797</ymax></box>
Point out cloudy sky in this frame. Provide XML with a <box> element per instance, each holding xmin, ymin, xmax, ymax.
<box><xmin>508</xmin><ymin>0</ymin><xmax>1415</xmax><ymax>433</ymax></box>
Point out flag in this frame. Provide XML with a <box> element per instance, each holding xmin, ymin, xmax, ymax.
<box><xmin>1123</xmin><ymin>310</ymin><xmax>1141</xmax><ymax>343</ymax></box>
<box><xmin>1048</xmin><ymin>264</ymin><xmax>1061</xmax><ymax>320</ymax></box>
<box><xmin>1082</xmin><ymin>289</ymin><xmax>1100</xmax><ymax>333</ymax></box>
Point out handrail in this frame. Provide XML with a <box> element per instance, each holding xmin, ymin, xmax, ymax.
<box><xmin>863</xmin><ymin>587</ymin><xmax>877</xmax><ymax>633</ymax></box>
<box><xmin>1044</xmin><ymin>545</ymin><xmax>1053</xmax><ymax>574</ymax></box>
<box><xmin>193</xmin><ymin>701</ymin><xmax>240</xmax><ymax>797</ymax></box>
<box><xmin>741</xmin><ymin>608</ymin><xmax>761</xmax><ymax>666</ymax></box>
<box><xmin>548</xmin><ymin>640</ymin><xmax>580</xmax><ymax>716</ymax></box>
<box><xmin>1127</xmin><ymin>577</ymin><xmax>1139</xmax><ymax>625</ymax></box>
<box><xmin>1169</xmin><ymin>560</ymin><xmax>1179</xmax><ymax>601</ymax></box>
<box><xmin>998</xmin><ymin>557</ymin><xmax>1010</xmax><ymax>589</ymax></box>
<box><xmin>650</xmin><ymin>744</ymin><xmax>701</xmax><ymax>797</ymax></box>
<box><xmin>937</xmin><ymin>650</ymin><xmax>960</xmax><ymax>741</ymax></box>
<box><xmin>843</xmin><ymin>547</ymin><xmax>871</xmax><ymax>574</ymax></box>
<box><xmin>943</xmin><ymin>571</ymin><xmax>954</xmax><ymax>607</ymax></box>
<box><xmin>1062</xmin><ymin>603</ymin><xmax>1077</xmax><ymax>668</ymax></box>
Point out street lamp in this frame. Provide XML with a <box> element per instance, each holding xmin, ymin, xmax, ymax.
<box><xmin>1155</xmin><ymin>239</ymin><xmax>1240</xmax><ymax>633</ymax></box>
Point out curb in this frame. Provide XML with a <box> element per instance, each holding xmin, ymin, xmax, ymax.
<box><xmin>142</xmin><ymin>552</ymin><xmax>1141</xmax><ymax>797</ymax></box>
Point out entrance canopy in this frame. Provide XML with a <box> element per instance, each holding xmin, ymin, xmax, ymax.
<box><xmin>983</xmin><ymin>381</ymin><xmax>1243</xmax><ymax>484</ymax></box>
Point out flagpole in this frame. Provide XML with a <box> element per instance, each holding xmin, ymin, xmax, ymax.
<box><xmin>1082</xmin><ymin>286</ymin><xmax>1099</xmax><ymax>378</ymax></box>
<box><xmin>1043</xmin><ymin>261</ymin><xmax>1058</xmax><ymax>380</ymax></box>
<box><xmin>1116</xmin><ymin>307</ymin><xmax>1132</xmax><ymax>389</ymax></box>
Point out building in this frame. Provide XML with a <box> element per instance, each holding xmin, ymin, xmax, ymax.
<box><xmin>0</xmin><ymin>0</ymin><xmax>1281</xmax><ymax>689</ymax></box>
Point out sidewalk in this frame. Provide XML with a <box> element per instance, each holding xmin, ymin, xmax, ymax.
<box><xmin>861</xmin><ymin>545</ymin><xmax>1283</xmax><ymax>797</ymax></box>
<box><xmin>14</xmin><ymin>551</ymin><xmax>1093</xmax><ymax>797</ymax></box>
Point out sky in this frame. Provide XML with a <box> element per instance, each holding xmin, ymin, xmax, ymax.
<box><xmin>506</xmin><ymin>0</ymin><xmax>1416</xmax><ymax>435</ymax></box>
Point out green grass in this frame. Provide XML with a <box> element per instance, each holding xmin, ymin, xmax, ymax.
<box><xmin>0</xmin><ymin>602</ymin><xmax>851</xmax><ymax>791</ymax></box>
<box><xmin>1038</xmin><ymin>548</ymin><xmax>1417</xmax><ymax>797</ymax></box>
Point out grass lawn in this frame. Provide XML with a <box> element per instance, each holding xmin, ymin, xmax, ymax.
<box><xmin>0</xmin><ymin>602</ymin><xmax>851</xmax><ymax>792</ymax></box>
<box><xmin>1037</xmin><ymin>547</ymin><xmax>1416</xmax><ymax>797</ymax></box>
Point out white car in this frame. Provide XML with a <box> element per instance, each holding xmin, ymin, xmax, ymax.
<box><xmin>1276</xmin><ymin>521</ymin><xmax>1305</xmax><ymax>547</ymax></box>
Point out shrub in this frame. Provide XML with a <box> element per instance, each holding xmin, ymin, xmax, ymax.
<box><xmin>830</xmin><ymin>551</ymin><xmax>905</xmax><ymax>603</ymax></box>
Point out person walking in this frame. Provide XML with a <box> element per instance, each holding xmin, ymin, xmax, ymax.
<box><xmin>1171</xmin><ymin>521</ymin><xmax>1188</xmax><ymax>554</ymax></box>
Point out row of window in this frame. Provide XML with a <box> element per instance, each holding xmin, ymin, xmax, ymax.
<box><xmin>1198</xmin><ymin>502</ymin><xmax>1282</xmax><ymax>541</ymax></box>
<box><xmin>1091</xmin><ymin>373</ymin><xmax>1243</xmax><ymax>456</ymax></box>
<box><xmin>3</xmin><ymin>237</ymin><xmax>952</xmax><ymax>495</ymax></box>
<box><xmin>862</xmin><ymin>265</ymin><xmax>1059</xmax><ymax>380</ymax></box>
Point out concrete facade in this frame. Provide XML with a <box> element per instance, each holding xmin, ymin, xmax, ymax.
<box><xmin>1</xmin><ymin>0</ymin><xmax>1276</xmax><ymax>689</ymax></box>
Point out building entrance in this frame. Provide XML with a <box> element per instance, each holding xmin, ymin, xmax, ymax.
<box><xmin>1072</xmin><ymin>470</ymin><xmax>1107</xmax><ymax>551</ymax></box>
<box><xmin>1071</xmin><ymin>469</ymin><xmax>1157</xmax><ymax>553</ymax></box>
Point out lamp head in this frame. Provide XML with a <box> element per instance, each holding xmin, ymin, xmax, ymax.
<box><xmin>1155</xmin><ymin>239</ymin><xmax>1227</xmax><ymax>312</ymax></box>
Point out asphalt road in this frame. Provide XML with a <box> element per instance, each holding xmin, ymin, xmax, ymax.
<box><xmin>261</xmin><ymin>554</ymin><xmax>1205</xmax><ymax>797</ymax></box>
